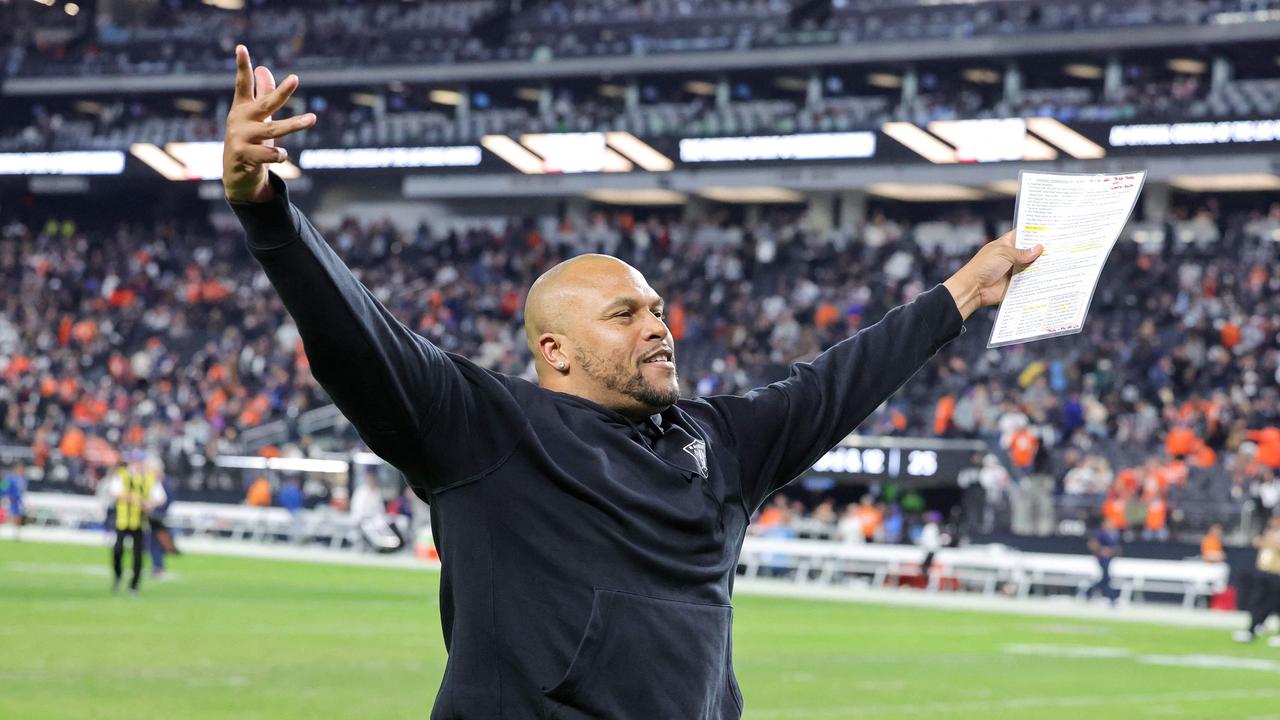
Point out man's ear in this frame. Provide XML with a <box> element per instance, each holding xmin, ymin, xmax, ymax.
<box><xmin>539</xmin><ymin>333</ymin><xmax>569</xmax><ymax>372</ymax></box>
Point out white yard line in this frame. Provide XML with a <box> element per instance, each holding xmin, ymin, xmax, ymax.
<box><xmin>751</xmin><ymin>688</ymin><xmax>1280</xmax><ymax>719</ymax></box>
<box><xmin>1004</xmin><ymin>643</ymin><xmax>1280</xmax><ymax>672</ymax></box>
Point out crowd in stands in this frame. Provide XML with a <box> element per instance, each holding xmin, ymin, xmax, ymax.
<box><xmin>2</xmin><ymin>189</ymin><xmax>1279</xmax><ymax>540</ymax></box>
<box><xmin>4</xmin><ymin>0</ymin><xmax>1273</xmax><ymax>78</ymax></box>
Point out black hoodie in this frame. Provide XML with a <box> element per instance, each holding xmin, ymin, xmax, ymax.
<box><xmin>229</xmin><ymin>172</ymin><xmax>965</xmax><ymax>719</ymax></box>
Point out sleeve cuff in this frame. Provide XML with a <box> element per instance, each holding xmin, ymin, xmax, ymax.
<box><xmin>225</xmin><ymin>171</ymin><xmax>300</xmax><ymax>251</ymax></box>
<box><xmin>917</xmin><ymin>283</ymin><xmax>967</xmax><ymax>349</ymax></box>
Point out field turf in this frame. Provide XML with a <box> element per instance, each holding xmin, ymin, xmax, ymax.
<box><xmin>2</xmin><ymin>541</ymin><xmax>1277</xmax><ymax>719</ymax></box>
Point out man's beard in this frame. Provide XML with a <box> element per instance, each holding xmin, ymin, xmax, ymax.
<box><xmin>575</xmin><ymin>346</ymin><xmax>680</xmax><ymax>410</ymax></box>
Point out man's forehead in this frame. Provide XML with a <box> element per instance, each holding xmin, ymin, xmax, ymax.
<box><xmin>566</xmin><ymin>262</ymin><xmax>658</xmax><ymax>301</ymax></box>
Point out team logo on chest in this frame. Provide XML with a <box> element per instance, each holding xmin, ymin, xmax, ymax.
<box><xmin>683</xmin><ymin>439</ymin><xmax>709</xmax><ymax>478</ymax></box>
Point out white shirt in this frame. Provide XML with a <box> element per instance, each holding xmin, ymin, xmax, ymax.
<box><xmin>836</xmin><ymin>516</ymin><xmax>865</xmax><ymax>544</ymax></box>
<box><xmin>349</xmin><ymin>485</ymin><xmax>385</xmax><ymax>521</ymax></box>
<box><xmin>919</xmin><ymin>523</ymin><xmax>941</xmax><ymax>552</ymax></box>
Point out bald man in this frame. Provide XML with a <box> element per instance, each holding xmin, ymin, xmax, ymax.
<box><xmin>223</xmin><ymin>46</ymin><xmax>1042</xmax><ymax>720</ymax></box>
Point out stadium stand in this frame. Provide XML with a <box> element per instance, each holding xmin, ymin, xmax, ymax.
<box><xmin>4</xmin><ymin>0</ymin><xmax>1276</xmax><ymax>76</ymax></box>
<box><xmin>2</xmin><ymin>196</ymin><xmax>1278</xmax><ymax>544</ymax></box>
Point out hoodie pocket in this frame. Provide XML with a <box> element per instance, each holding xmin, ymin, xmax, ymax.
<box><xmin>542</xmin><ymin>588</ymin><xmax>733</xmax><ymax>720</ymax></box>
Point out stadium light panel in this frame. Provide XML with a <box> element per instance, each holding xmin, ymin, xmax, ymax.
<box><xmin>684</xmin><ymin>80</ymin><xmax>718</xmax><ymax>96</ymax></box>
<box><xmin>521</xmin><ymin>132</ymin><xmax>621</xmax><ymax>173</ymax></box>
<box><xmin>174</xmin><ymin>98</ymin><xmax>208</xmax><ymax>113</ymax></box>
<box><xmin>1170</xmin><ymin>174</ymin><xmax>1280</xmax><ymax>192</ymax></box>
<box><xmin>130</xmin><ymin>143</ymin><xmax>188</xmax><ymax>180</ymax></box>
<box><xmin>515</xmin><ymin>87</ymin><xmax>545</xmax><ymax>103</ymax></box>
<box><xmin>928</xmin><ymin>119</ymin><xmax>1027</xmax><ymax>163</ymax></box>
<box><xmin>481</xmin><ymin>134</ymin><xmax>546</xmax><ymax>174</ymax></box>
<box><xmin>1064</xmin><ymin>63</ymin><xmax>1104</xmax><ymax>80</ymax></box>
<box><xmin>201</xmin><ymin>0</ymin><xmax>244</xmax><ymax>9</ymax></box>
<box><xmin>881</xmin><ymin>122</ymin><xmax>958</xmax><ymax>163</ymax></box>
<box><xmin>1167</xmin><ymin>58</ymin><xmax>1207</xmax><ymax>75</ymax></box>
<box><xmin>987</xmin><ymin>179</ymin><xmax>1022</xmax><ymax>196</ymax></box>
<box><xmin>165</xmin><ymin>142</ymin><xmax>225</xmax><ymax>180</ymax></box>
<box><xmin>0</xmin><ymin>150</ymin><xmax>125</xmax><ymax>175</ymax></box>
<box><xmin>299</xmin><ymin>146</ymin><xmax>482</xmax><ymax>169</ymax></box>
<box><xmin>605</xmin><ymin>132</ymin><xmax>675</xmax><ymax>172</ymax></box>
<box><xmin>867</xmin><ymin>73</ymin><xmax>902</xmax><ymax>89</ymax></box>
<box><xmin>679</xmin><ymin>132</ymin><xmax>875</xmax><ymax>162</ymax></box>
<box><xmin>962</xmin><ymin>68</ymin><xmax>1001</xmax><ymax>84</ymax></box>
<box><xmin>1026</xmin><ymin>117</ymin><xmax>1107</xmax><ymax>159</ymax></box>
<box><xmin>72</xmin><ymin>100</ymin><xmax>104</xmax><ymax>115</ymax></box>
<box><xmin>586</xmin><ymin>189</ymin><xmax>688</xmax><ymax>205</ymax></box>
<box><xmin>1021</xmin><ymin>135</ymin><xmax>1059</xmax><ymax>161</ymax></box>
<box><xmin>135</xmin><ymin>142</ymin><xmax>299</xmax><ymax>181</ymax></box>
<box><xmin>428</xmin><ymin>90</ymin><xmax>464</xmax><ymax>106</ymax></box>
<box><xmin>601</xmin><ymin>148</ymin><xmax>634</xmax><ymax>173</ymax></box>
<box><xmin>866</xmin><ymin>183</ymin><xmax>987</xmax><ymax>202</ymax></box>
<box><xmin>1108</xmin><ymin>119</ymin><xmax>1280</xmax><ymax>147</ymax></box>
<box><xmin>697</xmin><ymin>186</ymin><xmax>804</xmax><ymax>203</ymax></box>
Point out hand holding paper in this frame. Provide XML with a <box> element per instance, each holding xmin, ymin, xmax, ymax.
<box><xmin>942</xmin><ymin>230</ymin><xmax>1044</xmax><ymax>319</ymax></box>
<box><xmin>986</xmin><ymin>170</ymin><xmax>1146</xmax><ymax>348</ymax></box>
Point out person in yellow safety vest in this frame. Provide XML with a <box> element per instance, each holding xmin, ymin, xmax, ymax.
<box><xmin>108</xmin><ymin>449</ymin><xmax>167</xmax><ymax>595</ymax></box>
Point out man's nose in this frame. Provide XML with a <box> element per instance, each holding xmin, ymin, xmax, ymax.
<box><xmin>643</xmin><ymin>313</ymin><xmax>669</xmax><ymax>340</ymax></box>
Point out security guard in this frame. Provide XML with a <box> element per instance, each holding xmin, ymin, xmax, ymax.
<box><xmin>109</xmin><ymin>450</ymin><xmax>166</xmax><ymax>594</ymax></box>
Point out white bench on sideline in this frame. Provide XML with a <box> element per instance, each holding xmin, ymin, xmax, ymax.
<box><xmin>738</xmin><ymin>537</ymin><xmax>1229</xmax><ymax>609</ymax></box>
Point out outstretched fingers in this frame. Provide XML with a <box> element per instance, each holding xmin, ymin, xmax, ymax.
<box><xmin>256</xmin><ymin>73</ymin><xmax>299</xmax><ymax>119</ymax></box>
<box><xmin>254</xmin><ymin>65</ymin><xmax>277</xmax><ymax>103</ymax></box>
<box><xmin>233</xmin><ymin>45</ymin><xmax>254</xmax><ymax>106</ymax></box>
<box><xmin>243</xmin><ymin>114</ymin><xmax>317</xmax><ymax>142</ymax></box>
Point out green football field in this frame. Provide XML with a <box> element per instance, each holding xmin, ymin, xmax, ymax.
<box><xmin>2</xmin><ymin>541</ymin><xmax>1277</xmax><ymax>720</ymax></box>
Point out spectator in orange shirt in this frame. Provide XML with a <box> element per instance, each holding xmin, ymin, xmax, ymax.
<box><xmin>1201</xmin><ymin>524</ymin><xmax>1226</xmax><ymax>563</ymax></box>
<box><xmin>1102</xmin><ymin>492</ymin><xmax>1129</xmax><ymax>532</ymax></box>
<box><xmin>1143</xmin><ymin>493</ymin><xmax>1169</xmax><ymax>541</ymax></box>
<box><xmin>245</xmin><ymin>476</ymin><xmax>273</xmax><ymax>507</ymax></box>
<box><xmin>1165</xmin><ymin>426</ymin><xmax>1197</xmax><ymax>458</ymax></box>
<box><xmin>1247</xmin><ymin>427</ymin><xmax>1280</xmax><ymax>470</ymax></box>
<box><xmin>1221</xmin><ymin>320</ymin><xmax>1241</xmax><ymax>350</ymax></box>
<box><xmin>1114</xmin><ymin>467</ymin><xmax>1139</xmax><ymax>496</ymax></box>
<box><xmin>1009</xmin><ymin>427</ymin><xmax>1039</xmax><ymax>472</ymax></box>
<box><xmin>853</xmin><ymin>495</ymin><xmax>883</xmax><ymax>542</ymax></box>
<box><xmin>933</xmin><ymin>395</ymin><xmax>955</xmax><ymax>436</ymax></box>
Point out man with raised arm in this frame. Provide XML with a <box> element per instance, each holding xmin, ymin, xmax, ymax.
<box><xmin>223</xmin><ymin>45</ymin><xmax>1043</xmax><ymax>720</ymax></box>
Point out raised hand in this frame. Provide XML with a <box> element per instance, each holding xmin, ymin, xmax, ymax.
<box><xmin>222</xmin><ymin>45</ymin><xmax>317</xmax><ymax>203</ymax></box>
<box><xmin>942</xmin><ymin>230</ymin><xmax>1044</xmax><ymax>320</ymax></box>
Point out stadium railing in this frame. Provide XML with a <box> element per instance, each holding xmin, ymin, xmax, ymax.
<box><xmin>738</xmin><ymin>537</ymin><xmax>1228</xmax><ymax>609</ymax></box>
<box><xmin>23</xmin><ymin>491</ymin><xmax>361</xmax><ymax>549</ymax></box>
<box><xmin>24</xmin><ymin>492</ymin><xmax>1229</xmax><ymax>606</ymax></box>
